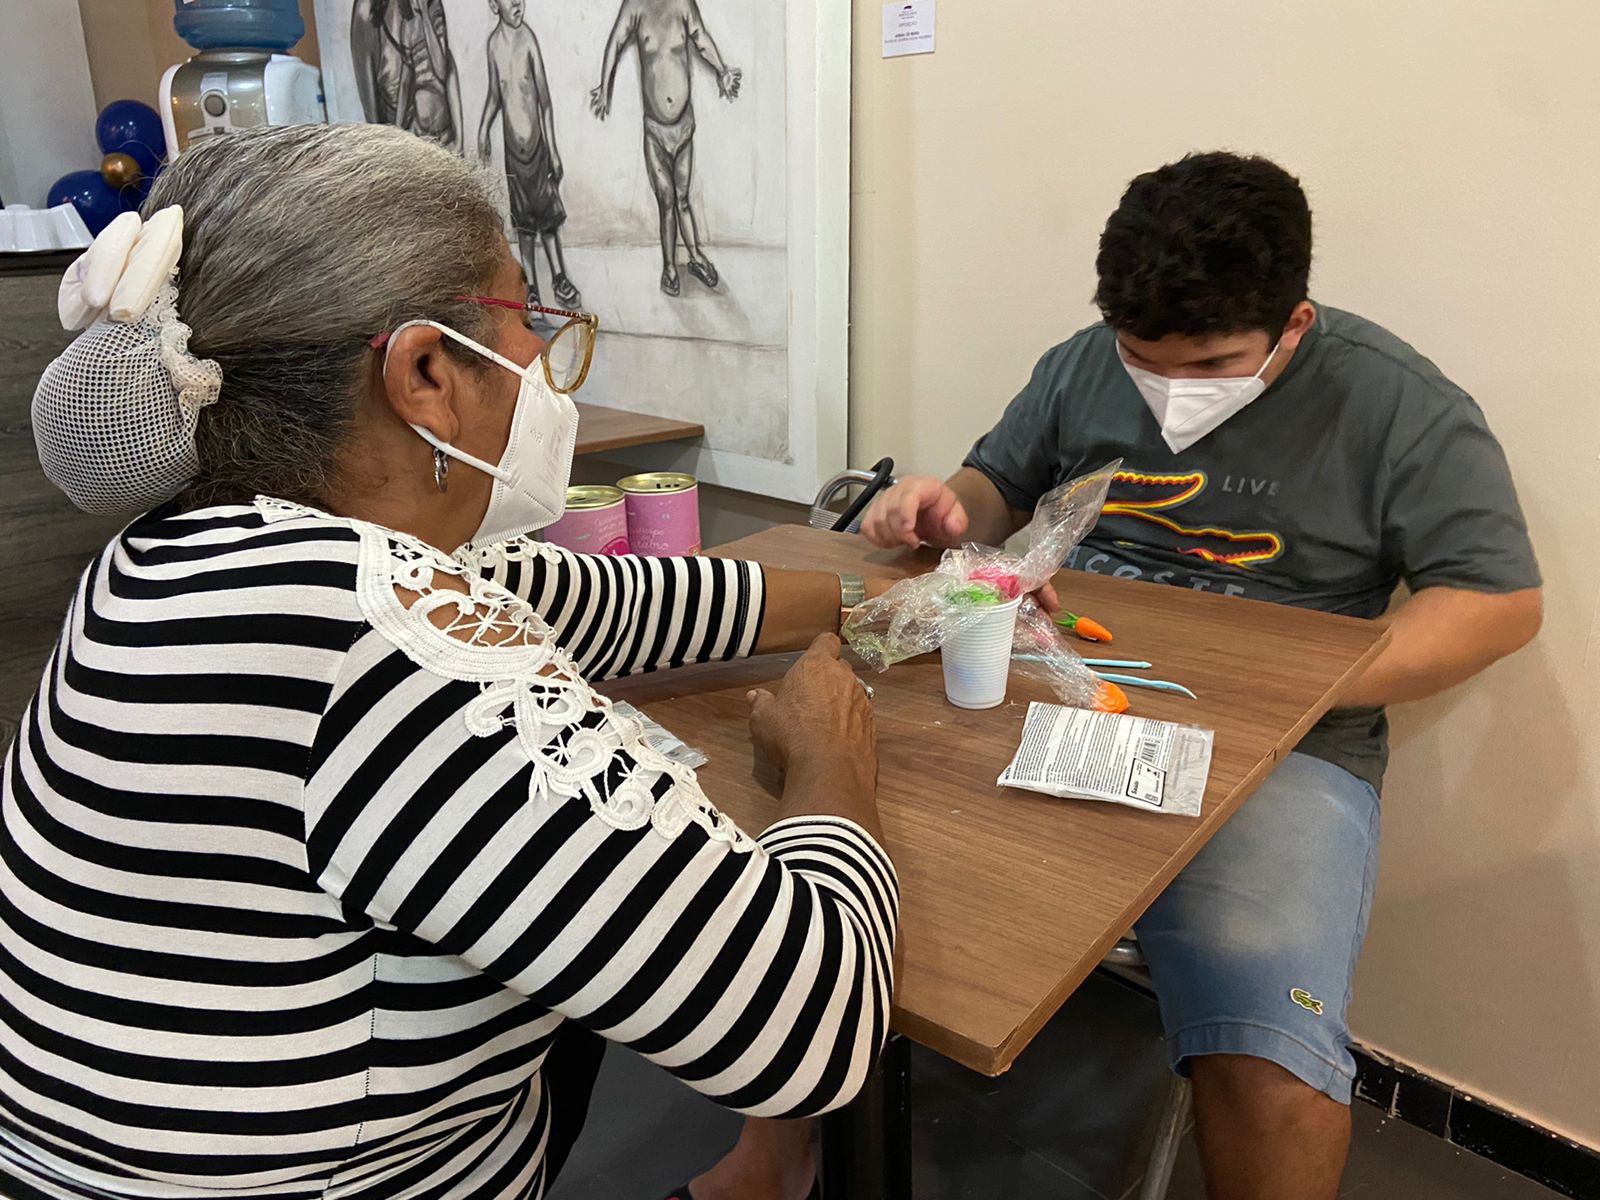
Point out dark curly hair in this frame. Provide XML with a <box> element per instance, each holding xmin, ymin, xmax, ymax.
<box><xmin>1093</xmin><ymin>152</ymin><xmax>1312</xmax><ymax>340</ymax></box>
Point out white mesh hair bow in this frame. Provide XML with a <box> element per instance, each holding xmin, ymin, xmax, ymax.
<box><xmin>33</xmin><ymin>205</ymin><xmax>224</xmax><ymax>515</ymax></box>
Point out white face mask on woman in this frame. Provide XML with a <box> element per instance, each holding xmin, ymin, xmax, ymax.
<box><xmin>387</xmin><ymin>319</ymin><xmax>578</xmax><ymax>545</ymax></box>
<box><xmin>1121</xmin><ymin>340</ymin><xmax>1282</xmax><ymax>454</ymax></box>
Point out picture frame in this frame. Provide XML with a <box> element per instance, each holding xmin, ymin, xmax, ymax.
<box><xmin>315</xmin><ymin>0</ymin><xmax>849</xmax><ymax>503</ymax></box>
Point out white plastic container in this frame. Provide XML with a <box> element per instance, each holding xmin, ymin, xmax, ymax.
<box><xmin>940</xmin><ymin>597</ymin><xmax>1022</xmax><ymax>710</ymax></box>
<box><xmin>0</xmin><ymin>203</ymin><xmax>92</xmax><ymax>253</ymax></box>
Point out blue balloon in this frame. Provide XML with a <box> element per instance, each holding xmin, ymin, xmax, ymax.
<box><xmin>48</xmin><ymin>169</ymin><xmax>125</xmax><ymax>236</ymax></box>
<box><xmin>96</xmin><ymin>99</ymin><xmax>165</xmax><ymax>178</ymax></box>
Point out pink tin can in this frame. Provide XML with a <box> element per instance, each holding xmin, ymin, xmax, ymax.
<box><xmin>618</xmin><ymin>472</ymin><xmax>701</xmax><ymax>556</ymax></box>
<box><xmin>543</xmin><ymin>486</ymin><xmax>631</xmax><ymax>555</ymax></box>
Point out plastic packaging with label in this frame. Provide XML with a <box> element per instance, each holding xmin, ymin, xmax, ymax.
<box><xmin>997</xmin><ymin>702</ymin><xmax>1213</xmax><ymax>817</ymax></box>
<box><xmin>611</xmin><ymin>701</ymin><xmax>709</xmax><ymax>770</ymax></box>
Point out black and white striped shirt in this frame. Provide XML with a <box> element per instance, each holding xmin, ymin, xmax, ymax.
<box><xmin>0</xmin><ymin>499</ymin><xmax>897</xmax><ymax>1199</ymax></box>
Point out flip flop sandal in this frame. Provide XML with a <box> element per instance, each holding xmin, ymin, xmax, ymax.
<box><xmin>687</xmin><ymin>259</ymin><xmax>720</xmax><ymax>289</ymax></box>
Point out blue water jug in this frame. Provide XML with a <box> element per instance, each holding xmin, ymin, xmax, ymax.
<box><xmin>173</xmin><ymin>0</ymin><xmax>305</xmax><ymax>53</ymax></box>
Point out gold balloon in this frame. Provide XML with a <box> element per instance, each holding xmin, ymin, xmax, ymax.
<box><xmin>101</xmin><ymin>152</ymin><xmax>142</xmax><ymax>191</ymax></box>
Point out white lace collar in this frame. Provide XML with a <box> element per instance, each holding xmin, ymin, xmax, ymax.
<box><xmin>255</xmin><ymin>496</ymin><xmax>753</xmax><ymax>851</ymax></box>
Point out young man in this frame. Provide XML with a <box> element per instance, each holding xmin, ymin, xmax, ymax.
<box><xmin>685</xmin><ymin>151</ymin><xmax>1542</xmax><ymax>1200</ymax></box>
<box><xmin>590</xmin><ymin>0</ymin><xmax>741</xmax><ymax>297</ymax></box>
<box><xmin>854</xmin><ymin>152</ymin><xmax>1543</xmax><ymax>1198</ymax></box>
<box><xmin>479</xmin><ymin>0</ymin><xmax>582</xmax><ymax>309</ymax></box>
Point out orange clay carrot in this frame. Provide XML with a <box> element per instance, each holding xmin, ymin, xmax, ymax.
<box><xmin>1054</xmin><ymin>611</ymin><xmax>1114</xmax><ymax>643</ymax></box>
<box><xmin>1092</xmin><ymin>680</ymin><xmax>1130</xmax><ymax>714</ymax></box>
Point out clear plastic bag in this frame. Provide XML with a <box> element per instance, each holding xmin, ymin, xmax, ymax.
<box><xmin>843</xmin><ymin>461</ymin><xmax>1128</xmax><ymax>712</ymax></box>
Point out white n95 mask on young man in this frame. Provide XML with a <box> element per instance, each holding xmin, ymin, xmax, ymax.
<box><xmin>1122</xmin><ymin>341</ymin><xmax>1281</xmax><ymax>454</ymax></box>
<box><xmin>388</xmin><ymin>319</ymin><xmax>579</xmax><ymax>546</ymax></box>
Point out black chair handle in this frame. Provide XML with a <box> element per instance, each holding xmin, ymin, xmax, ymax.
<box><xmin>832</xmin><ymin>457</ymin><xmax>895</xmax><ymax>533</ymax></box>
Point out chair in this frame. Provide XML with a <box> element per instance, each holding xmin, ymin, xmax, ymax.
<box><xmin>1101</xmin><ymin>937</ymin><xmax>1192</xmax><ymax>1199</ymax></box>
<box><xmin>809</xmin><ymin>458</ymin><xmax>896</xmax><ymax>534</ymax></box>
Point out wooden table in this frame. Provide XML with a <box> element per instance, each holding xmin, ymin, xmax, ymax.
<box><xmin>573</xmin><ymin>401</ymin><xmax>702</xmax><ymax>457</ymax></box>
<box><xmin>605</xmin><ymin>524</ymin><xmax>1388</xmax><ymax>1195</ymax></box>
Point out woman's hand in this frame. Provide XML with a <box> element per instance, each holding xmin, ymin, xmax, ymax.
<box><xmin>748</xmin><ymin>635</ymin><xmax>878</xmax><ymax>820</ymax></box>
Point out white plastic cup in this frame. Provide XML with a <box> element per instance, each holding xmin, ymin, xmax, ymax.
<box><xmin>940</xmin><ymin>597</ymin><xmax>1023</xmax><ymax>710</ymax></box>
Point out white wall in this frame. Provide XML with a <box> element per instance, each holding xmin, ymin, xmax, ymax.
<box><xmin>848</xmin><ymin>0</ymin><xmax>1600</xmax><ymax>1148</ymax></box>
<box><xmin>0</xmin><ymin>0</ymin><xmax>101</xmax><ymax>206</ymax></box>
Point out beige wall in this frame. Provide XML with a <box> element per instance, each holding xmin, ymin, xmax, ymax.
<box><xmin>77</xmin><ymin>0</ymin><xmax>319</xmax><ymax>111</ymax></box>
<box><xmin>848</xmin><ymin>0</ymin><xmax>1600</xmax><ymax>1148</ymax></box>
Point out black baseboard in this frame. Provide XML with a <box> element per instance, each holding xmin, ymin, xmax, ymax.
<box><xmin>1352</xmin><ymin>1046</ymin><xmax>1600</xmax><ymax>1199</ymax></box>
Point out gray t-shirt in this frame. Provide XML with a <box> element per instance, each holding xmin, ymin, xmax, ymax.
<box><xmin>964</xmin><ymin>304</ymin><xmax>1540</xmax><ymax>792</ymax></box>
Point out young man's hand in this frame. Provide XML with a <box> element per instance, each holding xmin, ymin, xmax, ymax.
<box><xmin>860</xmin><ymin>475</ymin><xmax>1060</xmax><ymax>613</ymax></box>
<box><xmin>862</xmin><ymin>476</ymin><xmax>969</xmax><ymax>549</ymax></box>
<box><xmin>719</xmin><ymin>67</ymin><xmax>742</xmax><ymax>99</ymax></box>
<box><xmin>590</xmin><ymin>86</ymin><xmax>611</xmax><ymax>119</ymax></box>
<box><xmin>550</xmin><ymin>154</ymin><xmax>564</xmax><ymax>183</ymax></box>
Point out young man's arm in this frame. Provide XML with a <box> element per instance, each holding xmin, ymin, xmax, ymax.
<box><xmin>686</xmin><ymin>0</ymin><xmax>739</xmax><ymax>97</ymax></box>
<box><xmin>591</xmin><ymin>0</ymin><xmax>639</xmax><ymax>118</ymax></box>
<box><xmin>477</xmin><ymin>45</ymin><xmax>501</xmax><ymax>160</ymax></box>
<box><xmin>529</xmin><ymin>37</ymin><xmax>560</xmax><ymax>180</ymax></box>
<box><xmin>1338</xmin><ymin>587</ymin><xmax>1541</xmax><ymax>708</ymax></box>
<box><xmin>864</xmin><ymin>341</ymin><xmax>1070</xmax><ymax>551</ymax></box>
<box><xmin>1344</xmin><ymin>381</ymin><xmax>1543</xmax><ymax>708</ymax></box>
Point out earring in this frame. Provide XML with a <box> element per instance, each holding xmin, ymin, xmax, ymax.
<box><xmin>433</xmin><ymin>447</ymin><xmax>449</xmax><ymax>493</ymax></box>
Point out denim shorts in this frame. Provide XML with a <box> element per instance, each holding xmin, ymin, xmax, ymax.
<box><xmin>1134</xmin><ymin>752</ymin><xmax>1381</xmax><ymax>1103</ymax></box>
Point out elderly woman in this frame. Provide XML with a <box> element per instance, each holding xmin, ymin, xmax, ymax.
<box><xmin>2</xmin><ymin>124</ymin><xmax>894</xmax><ymax>1200</ymax></box>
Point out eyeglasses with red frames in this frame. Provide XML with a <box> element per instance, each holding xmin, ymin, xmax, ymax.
<box><xmin>369</xmin><ymin>294</ymin><xmax>599</xmax><ymax>395</ymax></box>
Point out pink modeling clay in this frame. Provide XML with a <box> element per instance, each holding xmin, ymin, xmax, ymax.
<box><xmin>968</xmin><ymin>566</ymin><xmax>1022</xmax><ymax>599</ymax></box>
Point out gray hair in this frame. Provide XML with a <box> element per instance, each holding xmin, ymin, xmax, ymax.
<box><xmin>144</xmin><ymin>123</ymin><xmax>507</xmax><ymax>508</ymax></box>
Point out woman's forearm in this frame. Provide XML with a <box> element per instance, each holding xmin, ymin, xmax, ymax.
<box><xmin>777</xmin><ymin>754</ymin><xmax>884</xmax><ymax>844</ymax></box>
<box><xmin>754</xmin><ymin>570</ymin><xmax>897</xmax><ymax>655</ymax></box>
<box><xmin>753</xmin><ymin>570</ymin><xmax>846</xmax><ymax>654</ymax></box>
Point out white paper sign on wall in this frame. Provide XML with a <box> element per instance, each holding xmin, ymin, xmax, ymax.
<box><xmin>882</xmin><ymin>0</ymin><xmax>935</xmax><ymax>58</ymax></box>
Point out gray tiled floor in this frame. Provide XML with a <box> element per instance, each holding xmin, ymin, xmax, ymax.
<box><xmin>550</xmin><ymin>973</ymin><xmax>1562</xmax><ymax>1200</ymax></box>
